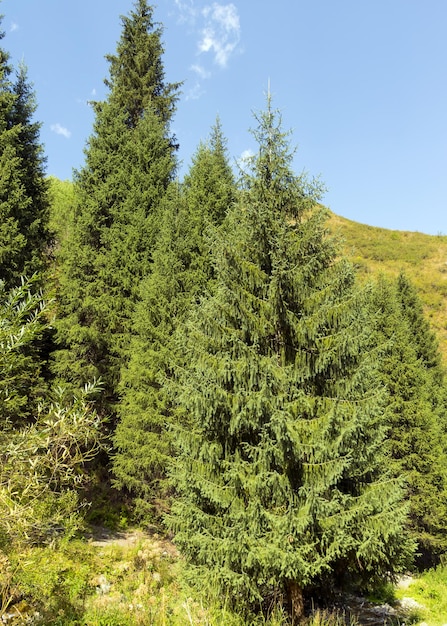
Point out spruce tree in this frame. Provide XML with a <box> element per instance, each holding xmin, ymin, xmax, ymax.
<box><xmin>373</xmin><ymin>275</ymin><xmax>447</xmax><ymax>563</ymax></box>
<box><xmin>10</xmin><ymin>64</ymin><xmax>50</xmax><ymax>274</ymax></box>
<box><xmin>0</xmin><ymin>24</ymin><xmax>51</xmax><ymax>423</ymax></box>
<box><xmin>182</xmin><ymin>116</ymin><xmax>235</xmax><ymax>224</ymax></box>
<box><xmin>113</xmin><ymin>121</ymin><xmax>236</xmax><ymax>518</ymax></box>
<box><xmin>105</xmin><ymin>0</ymin><xmax>178</xmax><ymax>129</ymax></box>
<box><xmin>396</xmin><ymin>272</ymin><xmax>445</xmax><ymax>380</ymax></box>
<box><xmin>169</xmin><ymin>97</ymin><xmax>411</xmax><ymax>620</ymax></box>
<box><xmin>53</xmin><ymin>1</ymin><xmax>180</xmax><ymax>405</ymax></box>
<box><xmin>0</xmin><ymin>46</ymin><xmax>25</xmax><ymax>287</ymax></box>
<box><xmin>0</xmin><ymin>29</ymin><xmax>50</xmax><ymax>288</ymax></box>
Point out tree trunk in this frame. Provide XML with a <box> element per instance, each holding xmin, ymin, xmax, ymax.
<box><xmin>287</xmin><ymin>580</ymin><xmax>304</xmax><ymax>624</ymax></box>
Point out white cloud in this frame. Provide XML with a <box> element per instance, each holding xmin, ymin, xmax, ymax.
<box><xmin>185</xmin><ymin>65</ymin><xmax>210</xmax><ymax>101</ymax></box>
<box><xmin>199</xmin><ymin>3</ymin><xmax>241</xmax><ymax>67</ymax></box>
<box><xmin>190</xmin><ymin>63</ymin><xmax>211</xmax><ymax>79</ymax></box>
<box><xmin>240</xmin><ymin>149</ymin><xmax>254</xmax><ymax>161</ymax></box>
<box><xmin>237</xmin><ymin>149</ymin><xmax>254</xmax><ymax>172</ymax></box>
<box><xmin>10</xmin><ymin>22</ymin><xmax>19</xmax><ymax>33</ymax></box>
<box><xmin>174</xmin><ymin>0</ymin><xmax>197</xmax><ymax>23</ymax></box>
<box><xmin>172</xmin><ymin>0</ymin><xmax>241</xmax><ymax>100</ymax></box>
<box><xmin>50</xmin><ymin>123</ymin><xmax>71</xmax><ymax>139</ymax></box>
<box><xmin>186</xmin><ymin>81</ymin><xmax>206</xmax><ymax>101</ymax></box>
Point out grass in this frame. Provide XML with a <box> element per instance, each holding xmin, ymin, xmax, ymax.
<box><xmin>4</xmin><ymin>532</ymin><xmax>447</xmax><ymax>624</ymax></box>
<box><xmin>395</xmin><ymin>565</ymin><xmax>447</xmax><ymax>626</ymax></box>
<box><xmin>2</xmin><ymin>533</ymin><xmax>291</xmax><ymax>625</ymax></box>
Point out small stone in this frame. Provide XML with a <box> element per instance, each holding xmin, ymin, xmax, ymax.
<box><xmin>400</xmin><ymin>596</ymin><xmax>424</xmax><ymax>612</ymax></box>
<box><xmin>96</xmin><ymin>574</ymin><xmax>111</xmax><ymax>595</ymax></box>
<box><xmin>396</xmin><ymin>575</ymin><xmax>414</xmax><ymax>589</ymax></box>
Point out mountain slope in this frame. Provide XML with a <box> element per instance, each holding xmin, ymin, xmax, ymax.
<box><xmin>328</xmin><ymin>212</ymin><xmax>447</xmax><ymax>364</ymax></box>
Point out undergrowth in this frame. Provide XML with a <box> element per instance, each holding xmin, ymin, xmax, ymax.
<box><xmin>2</xmin><ymin>532</ymin><xmax>447</xmax><ymax>625</ymax></box>
<box><xmin>0</xmin><ymin>534</ymin><xmax>291</xmax><ymax>625</ymax></box>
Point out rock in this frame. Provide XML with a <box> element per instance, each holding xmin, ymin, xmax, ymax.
<box><xmin>0</xmin><ymin>600</ymin><xmax>40</xmax><ymax>624</ymax></box>
<box><xmin>95</xmin><ymin>574</ymin><xmax>111</xmax><ymax>595</ymax></box>
<box><xmin>399</xmin><ymin>596</ymin><xmax>424</xmax><ymax>612</ymax></box>
<box><xmin>396</xmin><ymin>574</ymin><xmax>414</xmax><ymax>589</ymax></box>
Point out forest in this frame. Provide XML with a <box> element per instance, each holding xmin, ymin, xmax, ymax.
<box><xmin>1</xmin><ymin>1</ymin><xmax>447</xmax><ymax>624</ymax></box>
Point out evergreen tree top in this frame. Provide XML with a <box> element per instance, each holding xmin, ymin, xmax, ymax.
<box><xmin>241</xmin><ymin>92</ymin><xmax>325</xmax><ymax>222</ymax></box>
<box><xmin>0</xmin><ymin>31</ymin><xmax>50</xmax><ymax>287</ymax></box>
<box><xmin>183</xmin><ymin>117</ymin><xmax>236</xmax><ymax>224</ymax></box>
<box><xmin>0</xmin><ymin>18</ymin><xmax>13</xmax><ymax>102</ymax></box>
<box><xmin>396</xmin><ymin>272</ymin><xmax>442</xmax><ymax>371</ymax></box>
<box><xmin>104</xmin><ymin>0</ymin><xmax>181</xmax><ymax>128</ymax></box>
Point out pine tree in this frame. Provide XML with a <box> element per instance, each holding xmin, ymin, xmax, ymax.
<box><xmin>396</xmin><ymin>272</ymin><xmax>443</xmax><ymax>373</ymax></box>
<box><xmin>0</xmin><ymin>29</ymin><xmax>50</xmax><ymax>288</ymax></box>
<box><xmin>0</xmin><ymin>24</ymin><xmax>52</xmax><ymax>422</ymax></box>
<box><xmin>182</xmin><ymin>116</ymin><xmax>235</xmax><ymax>224</ymax></box>
<box><xmin>105</xmin><ymin>0</ymin><xmax>179</xmax><ymax>129</ymax></box>
<box><xmin>373</xmin><ymin>275</ymin><xmax>447</xmax><ymax>563</ymax></box>
<box><xmin>9</xmin><ymin>64</ymin><xmax>50</xmax><ymax>275</ymax></box>
<box><xmin>53</xmin><ymin>1</ymin><xmax>180</xmax><ymax>405</ymax></box>
<box><xmin>0</xmin><ymin>52</ymin><xmax>25</xmax><ymax>287</ymax></box>
<box><xmin>169</xmin><ymin>97</ymin><xmax>411</xmax><ymax>620</ymax></box>
<box><xmin>113</xmin><ymin>121</ymin><xmax>236</xmax><ymax>518</ymax></box>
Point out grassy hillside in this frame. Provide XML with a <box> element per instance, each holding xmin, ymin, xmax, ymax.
<box><xmin>328</xmin><ymin>213</ymin><xmax>447</xmax><ymax>364</ymax></box>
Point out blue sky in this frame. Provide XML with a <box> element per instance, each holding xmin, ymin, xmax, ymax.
<box><xmin>1</xmin><ymin>0</ymin><xmax>446</xmax><ymax>235</ymax></box>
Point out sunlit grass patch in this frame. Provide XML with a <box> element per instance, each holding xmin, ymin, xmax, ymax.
<box><xmin>395</xmin><ymin>566</ymin><xmax>447</xmax><ymax>626</ymax></box>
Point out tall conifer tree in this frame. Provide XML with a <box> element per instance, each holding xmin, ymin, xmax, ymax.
<box><xmin>113</xmin><ymin>121</ymin><xmax>236</xmax><ymax>518</ymax></box>
<box><xmin>0</xmin><ymin>24</ymin><xmax>51</xmax><ymax>420</ymax></box>
<box><xmin>373</xmin><ymin>275</ymin><xmax>447</xmax><ymax>562</ymax></box>
<box><xmin>396</xmin><ymin>272</ymin><xmax>445</xmax><ymax>379</ymax></box>
<box><xmin>0</xmin><ymin>36</ymin><xmax>23</xmax><ymax>287</ymax></box>
<box><xmin>182</xmin><ymin>116</ymin><xmax>235</xmax><ymax>224</ymax></box>
<box><xmin>9</xmin><ymin>64</ymin><xmax>50</xmax><ymax>275</ymax></box>
<box><xmin>170</xmin><ymin>97</ymin><xmax>410</xmax><ymax>620</ymax></box>
<box><xmin>0</xmin><ymin>27</ymin><xmax>50</xmax><ymax>288</ymax></box>
<box><xmin>53</xmin><ymin>2</ymin><xmax>180</xmax><ymax>405</ymax></box>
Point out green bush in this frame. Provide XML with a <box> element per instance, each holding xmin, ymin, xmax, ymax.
<box><xmin>0</xmin><ymin>277</ymin><xmax>106</xmax><ymax>548</ymax></box>
<box><xmin>0</xmin><ymin>383</ymin><xmax>105</xmax><ymax>546</ymax></box>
